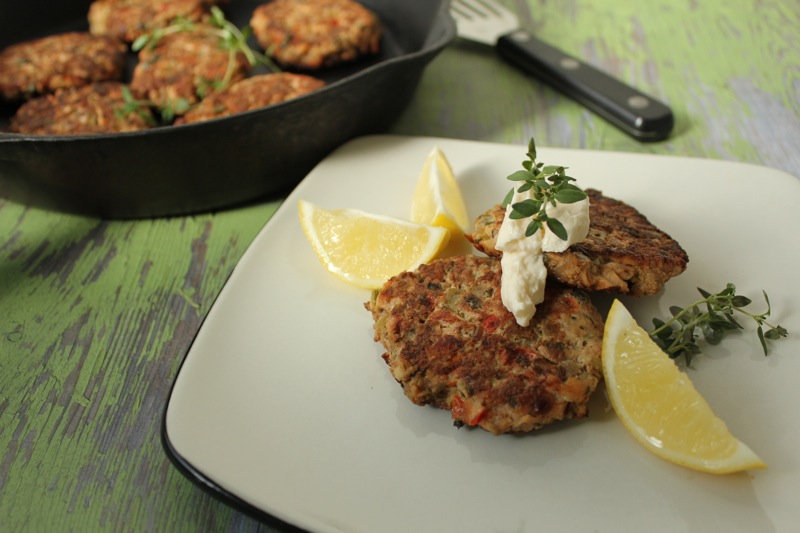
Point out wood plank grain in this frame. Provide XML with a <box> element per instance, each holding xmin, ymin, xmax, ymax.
<box><xmin>0</xmin><ymin>198</ymin><xmax>280</xmax><ymax>531</ymax></box>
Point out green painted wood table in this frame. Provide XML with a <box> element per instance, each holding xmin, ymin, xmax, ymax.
<box><xmin>1</xmin><ymin>1</ymin><xmax>798</xmax><ymax>531</ymax></box>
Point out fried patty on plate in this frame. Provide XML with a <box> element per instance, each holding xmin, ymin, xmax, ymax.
<box><xmin>366</xmin><ymin>255</ymin><xmax>604</xmax><ymax>435</ymax></box>
<box><xmin>468</xmin><ymin>188</ymin><xmax>688</xmax><ymax>295</ymax></box>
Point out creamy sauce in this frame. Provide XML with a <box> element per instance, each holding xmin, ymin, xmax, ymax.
<box><xmin>496</xmin><ymin>188</ymin><xmax>590</xmax><ymax>326</ymax></box>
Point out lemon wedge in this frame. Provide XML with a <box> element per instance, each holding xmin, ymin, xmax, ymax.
<box><xmin>602</xmin><ymin>299</ymin><xmax>766</xmax><ymax>474</ymax></box>
<box><xmin>410</xmin><ymin>146</ymin><xmax>470</xmax><ymax>234</ymax></box>
<box><xmin>298</xmin><ymin>200</ymin><xmax>449</xmax><ymax>289</ymax></box>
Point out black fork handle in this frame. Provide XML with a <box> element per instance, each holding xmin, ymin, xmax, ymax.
<box><xmin>497</xmin><ymin>30</ymin><xmax>674</xmax><ymax>142</ymax></box>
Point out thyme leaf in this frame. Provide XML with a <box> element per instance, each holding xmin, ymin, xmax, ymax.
<box><xmin>131</xmin><ymin>7</ymin><xmax>280</xmax><ymax>93</ymax></box>
<box><xmin>117</xmin><ymin>86</ymin><xmax>158</xmax><ymax>127</ymax></box>
<box><xmin>649</xmin><ymin>283</ymin><xmax>789</xmax><ymax>366</ymax></box>
<box><xmin>503</xmin><ymin>138</ymin><xmax>587</xmax><ymax>241</ymax></box>
<box><xmin>117</xmin><ymin>86</ymin><xmax>189</xmax><ymax>127</ymax></box>
<box><xmin>124</xmin><ymin>8</ymin><xmax>283</xmax><ymax>123</ymax></box>
<box><xmin>206</xmin><ymin>6</ymin><xmax>280</xmax><ymax>73</ymax></box>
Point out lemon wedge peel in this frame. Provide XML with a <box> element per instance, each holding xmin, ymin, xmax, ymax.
<box><xmin>298</xmin><ymin>200</ymin><xmax>449</xmax><ymax>290</ymax></box>
<box><xmin>410</xmin><ymin>146</ymin><xmax>470</xmax><ymax>235</ymax></box>
<box><xmin>602</xmin><ymin>299</ymin><xmax>767</xmax><ymax>475</ymax></box>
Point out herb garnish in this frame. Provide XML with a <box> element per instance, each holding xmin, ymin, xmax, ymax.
<box><xmin>132</xmin><ymin>7</ymin><xmax>279</xmax><ymax>75</ymax></box>
<box><xmin>503</xmin><ymin>138</ymin><xmax>587</xmax><ymax>241</ymax></box>
<box><xmin>118</xmin><ymin>85</ymin><xmax>190</xmax><ymax>125</ymax></box>
<box><xmin>124</xmin><ymin>7</ymin><xmax>280</xmax><ymax>123</ymax></box>
<box><xmin>650</xmin><ymin>283</ymin><xmax>788</xmax><ymax>365</ymax></box>
<box><xmin>117</xmin><ymin>86</ymin><xmax>159</xmax><ymax>126</ymax></box>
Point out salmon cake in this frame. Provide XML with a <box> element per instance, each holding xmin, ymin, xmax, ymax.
<box><xmin>8</xmin><ymin>82</ymin><xmax>154</xmax><ymax>135</ymax></box>
<box><xmin>366</xmin><ymin>255</ymin><xmax>604</xmax><ymax>435</ymax></box>
<box><xmin>469</xmin><ymin>188</ymin><xmax>689</xmax><ymax>295</ymax></box>
<box><xmin>174</xmin><ymin>73</ymin><xmax>325</xmax><ymax>124</ymax></box>
<box><xmin>250</xmin><ymin>0</ymin><xmax>382</xmax><ymax>69</ymax></box>
<box><xmin>0</xmin><ymin>32</ymin><xmax>127</xmax><ymax>101</ymax></box>
<box><xmin>130</xmin><ymin>25</ymin><xmax>251</xmax><ymax>115</ymax></box>
<box><xmin>88</xmin><ymin>0</ymin><xmax>221</xmax><ymax>43</ymax></box>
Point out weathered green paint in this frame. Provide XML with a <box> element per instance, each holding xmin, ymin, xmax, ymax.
<box><xmin>1</xmin><ymin>202</ymin><xmax>281</xmax><ymax>532</ymax></box>
<box><xmin>1</xmin><ymin>0</ymin><xmax>798</xmax><ymax>531</ymax></box>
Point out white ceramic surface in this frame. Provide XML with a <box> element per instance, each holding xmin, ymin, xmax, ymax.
<box><xmin>165</xmin><ymin>135</ymin><xmax>800</xmax><ymax>533</ymax></box>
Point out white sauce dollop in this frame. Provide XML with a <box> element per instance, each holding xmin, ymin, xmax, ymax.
<box><xmin>496</xmin><ymin>188</ymin><xmax>590</xmax><ymax>326</ymax></box>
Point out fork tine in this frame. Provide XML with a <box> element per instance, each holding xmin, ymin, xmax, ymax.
<box><xmin>452</xmin><ymin>0</ymin><xmax>516</xmax><ymax>20</ymax></box>
<box><xmin>450</xmin><ymin>0</ymin><xmax>480</xmax><ymax>19</ymax></box>
<box><xmin>450</xmin><ymin>0</ymin><xmax>519</xmax><ymax>44</ymax></box>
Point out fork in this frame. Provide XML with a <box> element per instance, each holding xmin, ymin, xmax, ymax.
<box><xmin>450</xmin><ymin>0</ymin><xmax>674</xmax><ymax>141</ymax></box>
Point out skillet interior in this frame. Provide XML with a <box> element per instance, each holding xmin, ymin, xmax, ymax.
<box><xmin>0</xmin><ymin>0</ymin><xmax>455</xmax><ymax>217</ymax></box>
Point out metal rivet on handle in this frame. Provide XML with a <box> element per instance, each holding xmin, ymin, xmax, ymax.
<box><xmin>627</xmin><ymin>95</ymin><xmax>650</xmax><ymax>109</ymax></box>
<box><xmin>559</xmin><ymin>57</ymin><xmax>580</xmax><ymax>70</ymax></box>
<box><xmin>510</xmin><ymin>30</ymin><xmax>530</xmax><ymax>42</ymax></box>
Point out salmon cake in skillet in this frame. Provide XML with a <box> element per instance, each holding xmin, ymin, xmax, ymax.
<box><xmin>8</xmin><ymin>82</ymin><xmax>154</xmax><ymax>135</ymax></box>
<box><xmin>366</xmin><ymin>255</ymin><xmax>604</xmax><ymax>435</ymax></box>
<box><xmin>175</xmin><ymin>72</ymin><xmax>325</xmax><ymax>124</ymax></box>
<box><xmin>88</xmin><ymin>0</ymin><xmax>223</xmax><ymax>43</ymax></box>
<box><xmin>0</xmin><ymin>32</ymin><xmax>127</xmax><ymax>101</ymax></box>
<box><xmin>250</xmin><ymin>0</ymin><xmax>382</xmax><ymax>69</ymax></box>
<box><xmin>130</xmin><ymin>25</ymin><xmax>251</xmax><ymax>115</ymax></box>
<box><xmin>468</xmin><ymin>188</ymin><xmax>689</xmax><ymax>296</ymax></box>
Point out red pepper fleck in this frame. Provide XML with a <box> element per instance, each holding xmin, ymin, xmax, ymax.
<box><xmin>451</xmin><ymin>396</ymin><xmax>486</xmax><ymax>426</ymax></box>
<box><xmin>481</xmin><ymin>315</ymin><xmax>501</xmax><ymax>333</ymax></box>
<box><xmin>564</xmin><ymin>295</ymin><xmax>579</xmax><ymax>310</ymax></box>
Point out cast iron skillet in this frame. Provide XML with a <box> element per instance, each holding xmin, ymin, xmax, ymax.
<box><xmin>0</xmin><ymin>0</ymin><xmax>455</xmax><ymax>218</ymax></box>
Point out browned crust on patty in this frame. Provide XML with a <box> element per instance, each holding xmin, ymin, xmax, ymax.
<box><xmin>8</xmin><ymin>82</ymin><xmax>154</xmax><ymax>135</ymax></box>
<box><xmin>130</xmin><ymin>25</ymin><xmax>251</xmax><ymax>113</ymax></box>
<box><xmin>0</xmin><ymin>32</ymin><xmax>127</xmax><ymax>101</ymax></box>
<box><xmin>88</xmin><ymin>0</ymin><xmax>221</xmax><ymax>43</ymax></box>
<box><xmin>468</xmin><ymin>189</ymin><xmax>689</xmax><ymax>296</ymax></box>
<box><xmin>174</xmin><ymin>72</ymin><xmax>325</xmax><ymax>124</ymax></box>
<box><xmin>250</xmin><ymin>0</ymin><xmax>382</xmax><ymax>69</ymax></box>
<box><xmin>366</xmin><ymin>255</ymin><xmax>604</xmax><ymax>435</ymax></box>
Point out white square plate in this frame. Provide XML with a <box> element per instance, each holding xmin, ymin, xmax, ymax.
<box><xmin>164</xmin><ymin>135</ymin><xmax>800</xmax><ymax>532</ymax></box>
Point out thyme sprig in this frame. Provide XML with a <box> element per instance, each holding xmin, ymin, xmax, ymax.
<box><xmin>123</xmin><ymin>7</ymin><xmax>280</xmax><ymax>124</ymax></box>
<box><xmin>650</xmin><ymin>283</ymin><xmax>788</xmax><ymax>366</ymax></box>
<box><xmin>116</xmin><ymin>86</ymin><xmax>159</xmax><ymax>126</ymax></box>
<box><xmin>131</xmin><ymin>6</ymin><xmax>280</xmax><ymax>75</ymax></box>
<box><xmin>118</xmin><ymin>86</ymin><xmax>189</xmax><ymax>126</ymax></box>
<box><xmin>502</xmin><ymin>138</ymin><xmax>587</xmax><ymax>241</ymax></box>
